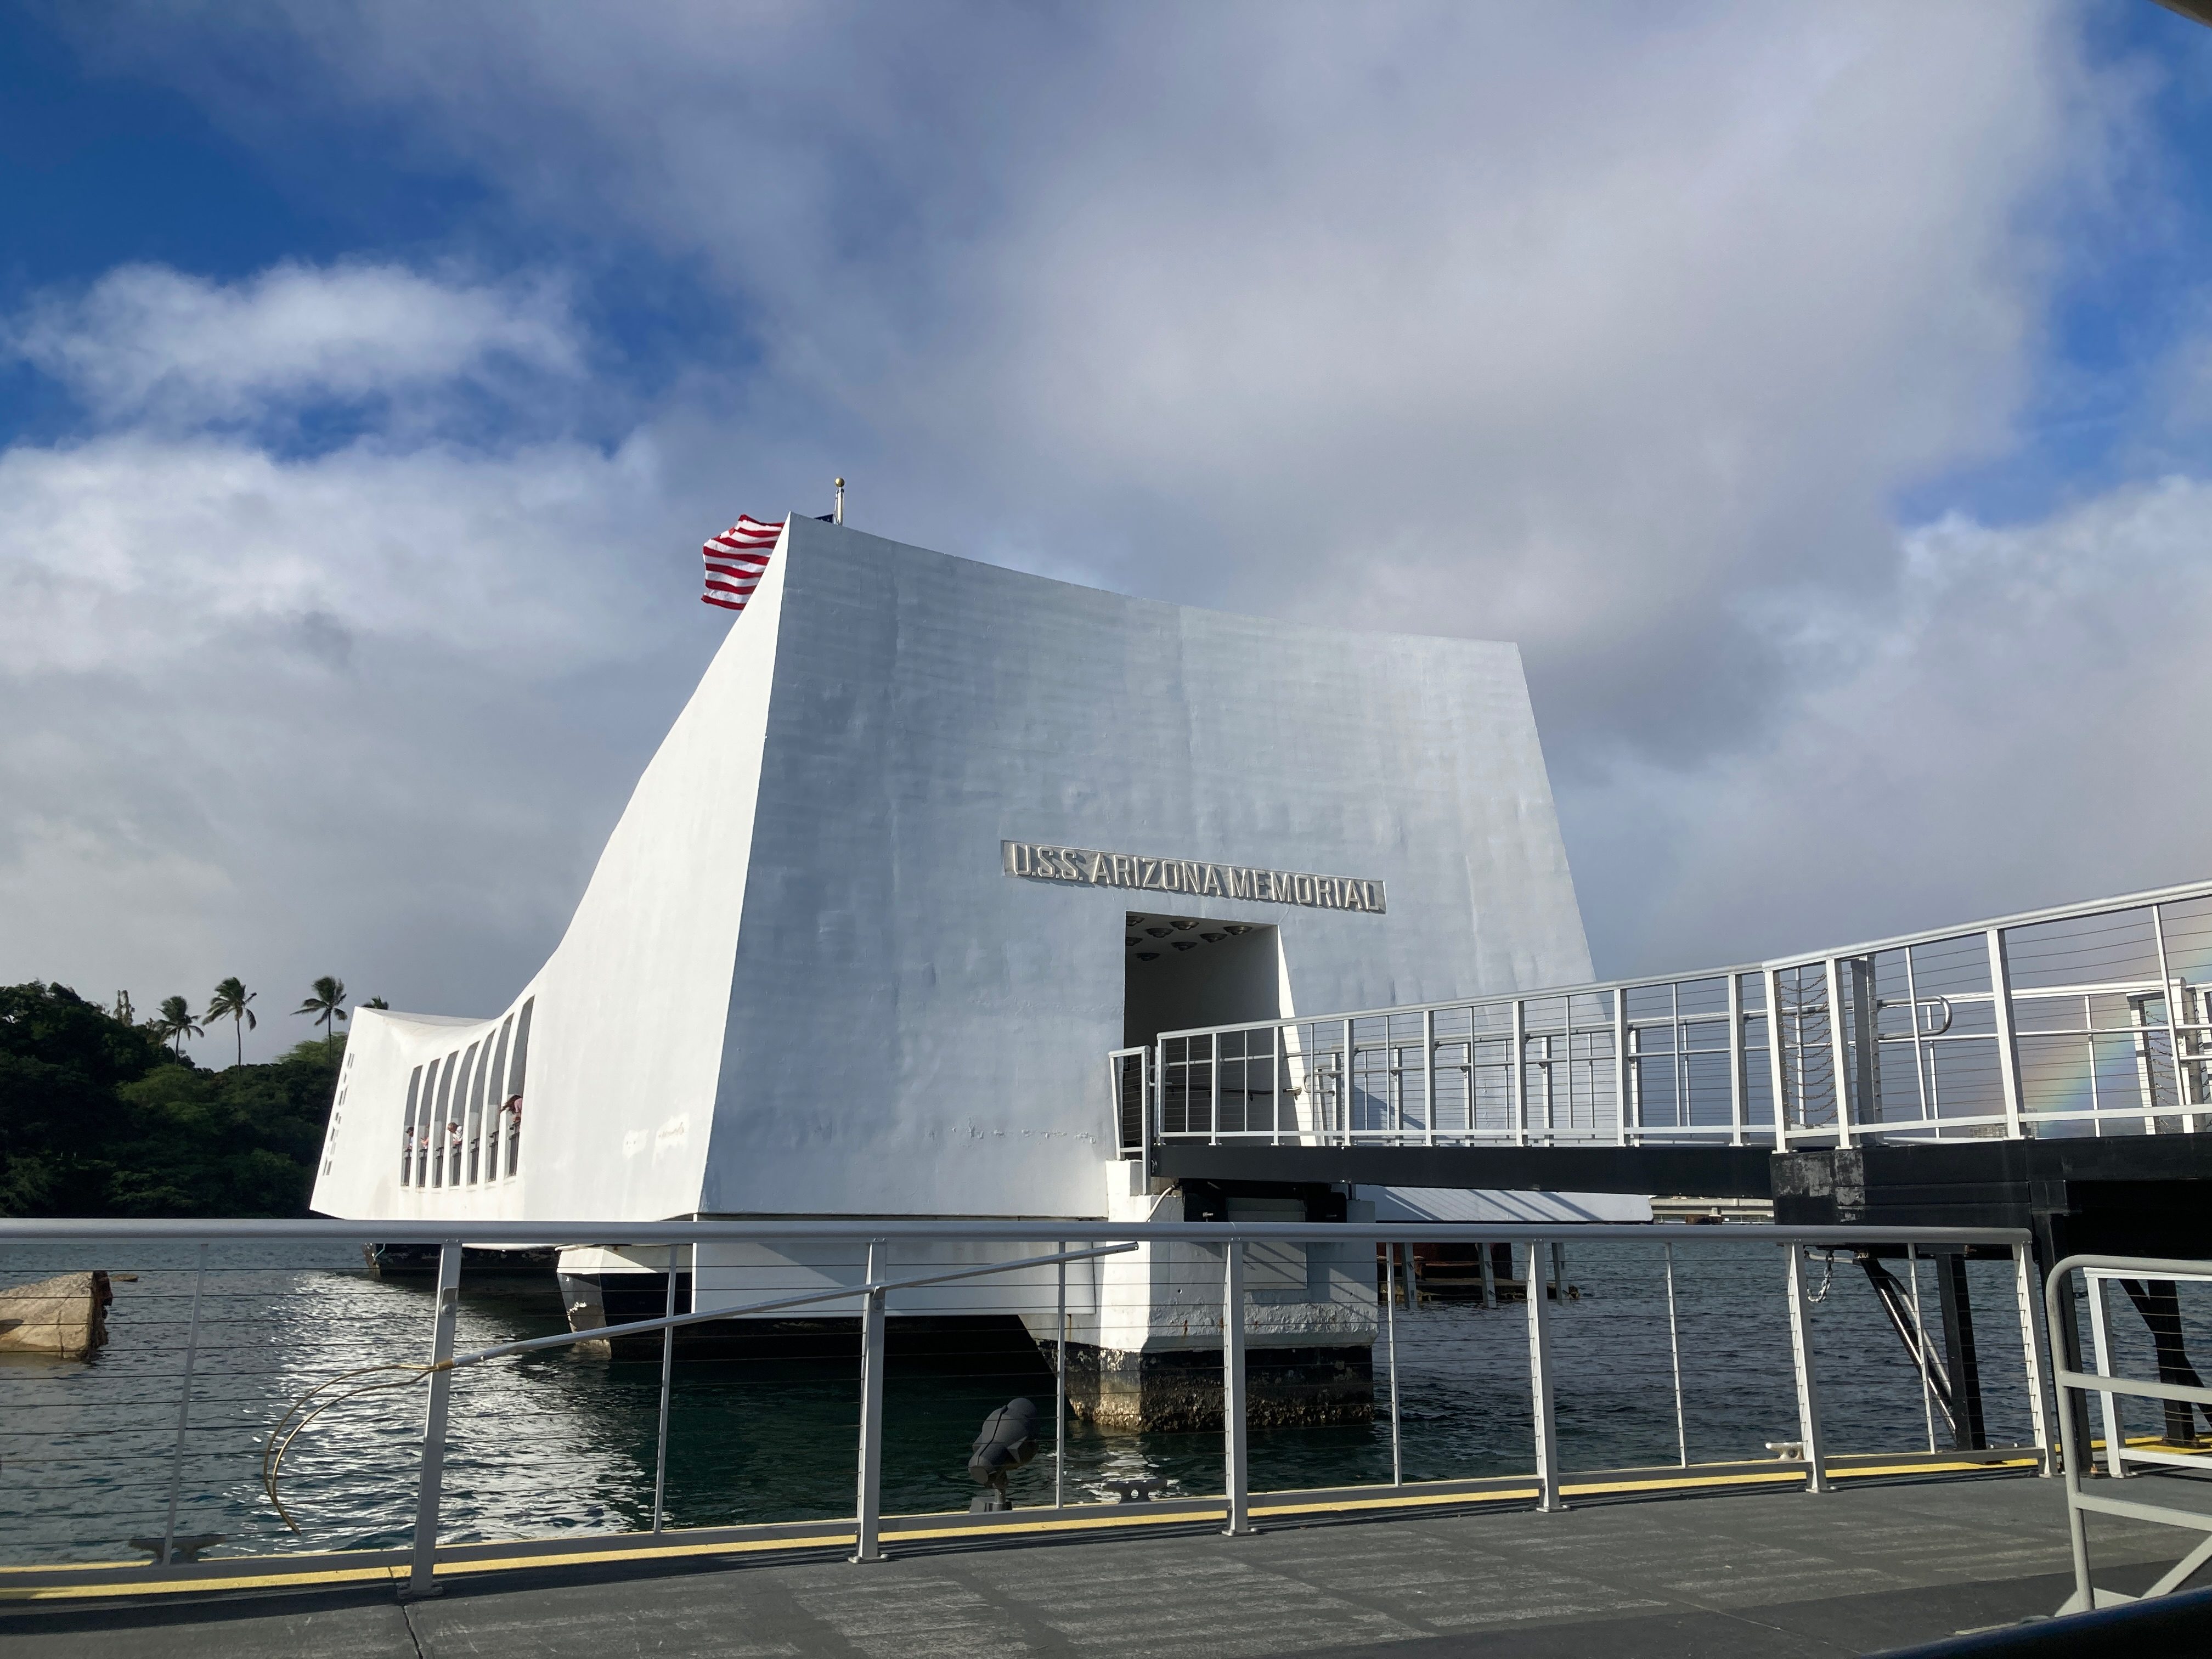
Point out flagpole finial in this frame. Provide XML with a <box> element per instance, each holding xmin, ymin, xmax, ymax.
<box><xmin>834</xmin><ymin>478</ymin><xmax>845</xmax><ymax>526</ymax></box>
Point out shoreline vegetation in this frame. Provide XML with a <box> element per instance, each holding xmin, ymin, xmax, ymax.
<box><xmin>1</xmin><ymin>982</ymin><xmax>336</xmax><ymax>1218</ymax></box>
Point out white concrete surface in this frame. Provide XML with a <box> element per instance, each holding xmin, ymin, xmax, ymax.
<box><xmin>313</xmin><ymin>517</ymin><xmax>1592</xmax><ymax>1233</ymax></box>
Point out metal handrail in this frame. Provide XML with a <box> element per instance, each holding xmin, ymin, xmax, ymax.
<box><xmin>2</xmin><ymin>1214</ymin><xmax>2049</xmax><ymax>1601</ymax></box>
<box><xmin>1154</xmin><ymin>876</ymin><xmax>2212</xmax><ymax>1036</ymax></box>
<box><xmin>2044</xmin><ymin>1252</ymin><xmax>2212</xmax><ymax>1616</ymax></box>
<box><xmin>0</xmin><ymin>1217</ymin><xmax>2030</xmax><ymax>1245</ymax></box>
<box><xmin>1130</xmin><ymin>876</ymin><xmax>2212</xmax><ymax>1149</ymax></box>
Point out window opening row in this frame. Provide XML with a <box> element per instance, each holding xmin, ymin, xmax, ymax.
<box><xmin>400</xmin><ymin>997</ymin><xmax>532</xmax><ymax>1189</ymax></box>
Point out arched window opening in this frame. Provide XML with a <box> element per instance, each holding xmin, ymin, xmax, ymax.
<box><xmin>483</xmin><ymin>1015</ymin><xmax>514</xmax><ymax>1184</ymax></box>
<box><xmin>414</xmin><ymin>1058</ymin><xmax>440</xmax><ymax>1188</ymax></box>
<box><xmin>465</xmin><ymin>1037</ymin><xmax>492</xmax><ymax>1184</ymax></box>
<box><xmin>504</xmin><ymin>998</ymin><xmax>534</xmax><ymax>1178</ymax></box>
<box><xmin>431</xmin><ymin>1051</ymin><xmax>460</xmax><ymax>1188</ymax></box>
<box><xmin>399</xmin><ymin>1066</ymin><xmax>422</xmax><ymax>1187</ymax></box>
<box><xmin>447</xmin><ymin>1042</ymin><xmax>477</xmax><ymax>1187</ymax></box>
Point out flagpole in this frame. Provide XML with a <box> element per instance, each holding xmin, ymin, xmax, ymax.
<box><xmin>834</xmin><ymin>477</ymin><xmax>844</xmax><ymax>526</ymax></box>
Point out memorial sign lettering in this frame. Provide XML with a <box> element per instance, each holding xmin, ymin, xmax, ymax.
<box><xmin>1001</xmin><ymin>840</ymin><xmax>1385</xmax><ymax>913</ymax></box>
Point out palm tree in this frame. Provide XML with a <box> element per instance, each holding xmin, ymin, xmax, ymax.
<box><xmin>364</xmin><ymin>996</ymin><xmax>390</xmax><ymax>1009</ymax></box>
<box><xmin>155</xmin><ymin>996</ymin><xmax>204</xmax><ymax>1057</ymax></box>
<box><xmin>295</xmin><ymin>976</ymin><xmax>349</xmax><ymax>1051</ymax></box>
<box><xmin>204</xmin><ymin>978</ymin><xmax>258</xmax><ymax>1067</ymax></box>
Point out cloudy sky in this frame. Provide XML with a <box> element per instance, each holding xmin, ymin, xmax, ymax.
<box><xmin>2</xmin><ymin>2</ymin><xmax>2209</xmax><ymax>1060</ymax></box>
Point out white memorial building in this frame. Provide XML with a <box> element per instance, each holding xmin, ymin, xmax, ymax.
<box><xmin>311</xmin><ymin>515</ymin><xmax>1614</xmax><ymax>1424</ymax></box>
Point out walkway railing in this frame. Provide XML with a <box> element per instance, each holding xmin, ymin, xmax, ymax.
<box><xmin>0</xmin><ymin>1216</ymin><xmax>2045</xmax><ymax>1602</ymax></box>
<box><xmin>1116</xmin><ymin>877</ymin><xmax>2212</xmax><ymax>1152</ymax></box>
<box><xmin>2047</xmin><ymin>1252</ymin><xmax>2212</xmax><ymax>1615</ymax></box>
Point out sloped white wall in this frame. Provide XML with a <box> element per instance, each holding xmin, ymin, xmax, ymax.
<box><xmin>319</xmin><ymin>518</ymin><xmax>1591</xmax><ymax>1226</ymax></box>
<box><xmin>700</xmin><ymin>519</ymin><xmax>1590</xmax><ymax>1219</ymax></box>
<box><xmin>311</xmin><ymin>529</ymin><xmax>791</xmax><ymax>1221</ymax></box>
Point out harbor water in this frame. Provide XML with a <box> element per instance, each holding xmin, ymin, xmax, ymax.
<box><xmin>0</xmin><ymin>1238</ymin><xmax>2058</xmax><ymax>1565</ymax></box>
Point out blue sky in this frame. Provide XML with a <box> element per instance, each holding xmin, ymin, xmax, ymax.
<box><xmin>2</xmin><ymin>2</ymin><xmax>2210</xmax><ymax>1058</ymax></box>
<box><xmin>1895</xmin><ymin>2</ymin><xmax>2212</xmax><ymax>527</ymax></box>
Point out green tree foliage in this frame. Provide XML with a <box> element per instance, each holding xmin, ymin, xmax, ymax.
<box><xmin>204</xmin><ymin>977</ymin><xmax>258</xmax><ymax>1066</ymax></box>
<box><xmin>154</xmin><ymin>995</ymin><xmax>204</xmax><ymax>1056</ymax></box>
<box><xmin>294</xmin><ymin>975</ymin><xmax>348</xmax><ymax>1051</ymax></box>
<box><xmin>0</xmin><ymin>983</ymin><xmax>335</xmax><ymax>1217</ymax></box>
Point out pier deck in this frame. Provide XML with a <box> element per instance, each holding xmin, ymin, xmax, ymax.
<box><xmin>0</xmin><ymin>1474</ymin><xmax>2191</xmax><ymax>1658</ymax></box>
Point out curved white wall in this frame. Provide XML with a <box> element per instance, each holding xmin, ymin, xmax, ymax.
<box><xmin>314</xmin><ymin>518</ymin><xmax>1590</xmax><ymax>1224</ymax></box>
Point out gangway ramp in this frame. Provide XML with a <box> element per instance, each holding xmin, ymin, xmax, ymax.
<box><xmin>1115</xmin><ymin>878</ymin><xmax>2212</xmax><ymax>1267</ymax></box>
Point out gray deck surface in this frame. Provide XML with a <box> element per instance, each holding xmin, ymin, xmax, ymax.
<box><xmin>0</xmin><ymin>1475</ymin><xmax>2195</xmax><ymax>1658</ymax></box>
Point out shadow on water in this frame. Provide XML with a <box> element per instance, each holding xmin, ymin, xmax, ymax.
<box><xmin>0</xmin><ymin>1237</ymin><xmax>2124</xmax><ymax>1565</ymax></box>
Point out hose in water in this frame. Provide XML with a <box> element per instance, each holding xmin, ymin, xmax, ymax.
<box><xmin>262</xmin><ymin>1363</ymin><xmax>433</xmax><ymax>1532</ymax></box>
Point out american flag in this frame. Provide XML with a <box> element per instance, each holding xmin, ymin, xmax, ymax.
<box><xmin>700</xmin><ymin>515</ymin><xmax>784</xmax><ymax>613</ymax></box>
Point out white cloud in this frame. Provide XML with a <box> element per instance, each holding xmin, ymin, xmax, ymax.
<box><xmin>0</xmin><ymin>420</ymin><xmax>714</xmax><ymax>1053</ymax></box>
<box><xmin>102</xmin><ymin>3</ymin><xmax>2129</xmax><ymax>760</ymax></box>
<box><xmin>0</xmin><ymin>428</ymin><xmax>661</xmax><ymax>677</ymax></box>
<box><xmin>2</xmin><ymin>1</ymin><xmax>2199</xmax><ymax>1033</ymax></box>
<box><xmin>12</xmin><ymin>261</ymin><xmax>579</xmax><ymax>423</ymax></box>
<box><xmin>1575</xmin><ymin>474</ymin><xmax>2212</xmax><ymax>975</ymax></box>
<box><xmin>0</xmin><ymin>269</ymin><xmax>712</xmax><ymax>1049</ymax></box>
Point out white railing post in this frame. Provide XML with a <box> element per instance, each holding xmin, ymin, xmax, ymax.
<box><xmin>1223</xmin><ymin>1239</ymin><xmax>1251</xmax><ymax>1534</ymax></box>
<box><xmin>1383</xmin><ymin>1242</ymin><xmax>1402</xmax><ymax>1486</ymax></box>
<box><xmin>1663</xmin><ymin>1243</ymin><xmax>1686</xmax><ymax>1468</ymax></box>
<box><xmin>2086</xmin><ymin>1273</ymin><xmax>2125</xmax><ymax>1479</ymax></box>
<box><xmin>1271</xmin><ymin>1029</ymin><xmax>1285</xmax><ymax>1146</ymax></box>
<box><xmin>652</xmin><ymin>1242</ymin><xmax>682</xmax><ymax>1533</ymax></box>
<box><xmin>2013</xmin><ymin>1242</ymin><xmax>2053</xmax><ymax>1476</ymax></box>
<box><xmin>853</xmin><ymin>1240</ymin><xmax>887</xmax><ymax>1562</ymax></box>
<box><xmin>1785</xmin><ymin>1246</ymin><xmax>1830</xmax><ymax>1493</ymax></box>
<box><xmin>1727</xmin><ymin>973</ymin><xmax>1748</xmax><ymax>1148</ymax></box>
<box><xmin>1527</xmin><ymin>1239</ymin><xmax>1562</xmax><ymax>1511</ymax></box>
<box><xmin>1210</xmin><ymin>1034</ymin><xmax>1222</xmax><ymax>1145</ymax></box>
<box><xmin>1614</xmin><ymin>990</ymin><xmax>1631</xmax><ymax>1146</ymax></box>
<box><xmin>1824</xmin><ymin>957</ymin><xmax>1854</xmax><ymax>1147</ymax></box>
<box><xmin>2047</xmin><ymin>1263</ymin><xmax>2096</xmax><ymax>1610</ymax></box>
<box><xmin>1511</xmin><ymin>1001</ymin><xmax>1530</xmax><ymax>1146</ymax></box>
<box><xmin>1765</xmin><ymin>967</ymin><xmax>1792</xmax><ymax>1149</ymax></box>
<box><xmin>1341</xmin><ymin>1018</ymin><xmax>1355</xmax><ymax>1143</ymax></box>
<box><xmin>1988</xmin><ymin>929</ymin><xmax>2026</xmax><ymax>1138</ymax></box>
<box><xmin>1423</xmin><ymin>1008</ymin><xmax>1436</xmax><ymax>1146</ymax></box>
<box><xmin>407</xmin><ymin>1241</ymin><xmax>464</xmax><ymax>1597</ymax></box>
<box><xmin>1147</xmin><ymin>1044</ymin><xmax>1159</xmax><ymax>1151</ymax></box>
<box><xmin>2151</xmin><ymin>903</ymin><xmax>2205</xmax><ymax>1132</ymax></box>
<box><xmin>158</xmin><ymin>1243</ymin><xmax>208</xmax><ymax>1567</ymax></box>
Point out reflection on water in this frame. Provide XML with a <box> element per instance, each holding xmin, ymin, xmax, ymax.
<box><xmin>0</xmin><ymin>1239</ymin><xmax>2063</xmax><ymax>1564</ymax></box>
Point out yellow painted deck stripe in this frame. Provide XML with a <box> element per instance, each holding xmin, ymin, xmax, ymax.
<box><xmin>431</xmin><ymin>1532</ymin><xmax>860</xmax><ymax>1576</ymax></box>
<box><xmin>0</xmin><ymin>1455</ymin><xmax>2034</xmax><ymax>1604</ymax></box>
<box><xmin>1256</xmin><ymin>1486</ymin><xmax>1543</xmax><ymax>1518</ymax></box>
<box><xmin>883</xmin><ymin>1508</ymin><xmax>1222</xmax><ymax>1543</ymax></box>
<box><xmin>0</xmin><ymin>1566</ymin><xmax>400</xmax><ymax>1602</ymax></box>
<box><xmin>1562</xmin><ymin>1470</ymin><xmax>1803</xmax><ymax>1497</ymax></box>
<box><xmin>1831</xmin><ymin>1457</ymin><xmax>2040</xmax><ymax>1480</ymax></box>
